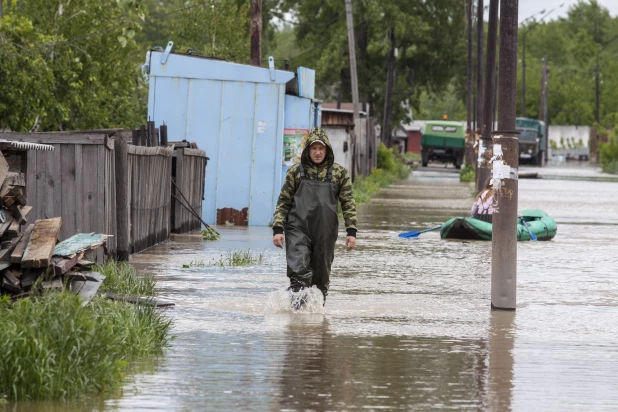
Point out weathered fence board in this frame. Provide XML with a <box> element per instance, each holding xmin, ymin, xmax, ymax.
<box><xmin>172</xmin><ymin>147</ymin><xmax>207</xmax><ymax>233</ymax></box>
<box><xmin>18</xmin><ymin>134</ymin><xmax>117</xmax><ymax>256</ymax></box>
<box><xmin>128</xmin><ymin>144</ymin><xmax>173</xmax><ymax>253</ymax></box>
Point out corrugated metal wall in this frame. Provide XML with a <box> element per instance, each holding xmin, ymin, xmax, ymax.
<box><xmin>147</xmin><ymin>52</ymin><xmax>295</xmax><ymax>226</ymax></box>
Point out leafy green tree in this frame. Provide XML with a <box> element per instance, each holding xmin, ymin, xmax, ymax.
<box><xmin>0</xmin><ymin>14</ymin><xmax>55</xmax><ymax>131</ymax></box>
<box><xmin>1</xmin><ymin>0</ymin><xmax>147</xmax><ymax>131</ymax></box>
<box><xmin>168</xmin><ymin>0</ymin><xmax>250</xmax><ymax>61</ymax></box>
<box><xmin>280</xmin><ymin>0</ymin><xmax>465</xmax><ymax>131</ymax></box>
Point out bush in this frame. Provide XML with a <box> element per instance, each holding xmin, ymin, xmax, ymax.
<box><xmin>599</xmin><ymin>131</ymin><xmax>618</xmax><ymax>175</ymax></box>
<box><xmin>459</xmin><ymin>165</ymin><xmax>476</xmax><ymax>182</ymax></box>
<box><xmin>0</xmin><ymin>263</ymin><xmax>172</xmax><ymax>400</ymax></box>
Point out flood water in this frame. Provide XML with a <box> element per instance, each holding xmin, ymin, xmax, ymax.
<box><xmin>7</xmin><ymin>163</ymin><xmax>618</xmax><ymax>411</ymax></box>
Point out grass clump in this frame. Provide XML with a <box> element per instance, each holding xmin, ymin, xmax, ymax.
<box><xmin>183</xmin><ymin>250</ymin><xmax>264</xmax><ymax>268</ymax></box>
<box><xmin>0</xmin><ymin>290</ymin><xmax>172</xmax><ymax>401</ymax></box>
<box><xmin>353</xmin><ymin>143</ymin><xmax>411</xmax><ymax>205</ymax></box>
<box><xmin>202</xmin><ymin>226</ymin><xmax>220</xmax><ymax>241</ymax></box>
<box><xmin>95</xmin><ymin>260</ymin><xmax>156</xmax><ymax>297</ymax></box>
<box><xmin>459</xmin><ymin>164</ymin><xmax>476</xmax><ymax>182</ymax></box>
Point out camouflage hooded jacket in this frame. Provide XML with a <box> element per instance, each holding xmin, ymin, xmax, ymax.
<box><xmin>273</xmin><ymin>127</ymin><xmax>357</xmax><ymax>236</ymax></box>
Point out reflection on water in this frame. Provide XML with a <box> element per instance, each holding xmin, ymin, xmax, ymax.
<box><xmin>487</xmin><ymin>311</ymin><xmax>515</xmax><ymax>412</ymax></box>
<box><xmin>8</xmin><ymin>166</ymin><xmax>618</xmax><ymax>411</ymax></box>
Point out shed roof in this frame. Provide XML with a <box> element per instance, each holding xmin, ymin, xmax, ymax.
<box><xmin>148</xmin><ymin>51</ymin><xmax>295</xmax><ymax>84</ymax></box>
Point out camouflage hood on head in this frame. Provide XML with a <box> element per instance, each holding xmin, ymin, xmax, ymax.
<box><xmin>301</xmin><ymin>127</ymin><xmax>334</xmax><ymax>168</ymax></box>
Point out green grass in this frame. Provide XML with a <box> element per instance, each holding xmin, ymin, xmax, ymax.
<box><xmin>353</xmin><ymin>143</ymin><xmax>412</xmax><ymax>205</ymax></box>
<box><xmin>95</xmin><ymin>260</ymin><xmax>155</xmax><ymax>297</ymax></box>
<box><xmin>403</xmin><ymin>151</ymin><xmax>421</xmax><ymax>164</ymax></box>
<box><xmin>183</xmin><ymin>250</ymin><xmax>264</xmax><ymax>268</ymax></box>
<box><xmin>0</xmin><ymin>262</ymin><xmax>172</xmax><ymax>401</ymax></box>
<box><xmin>459</xmin><ymin>165</ymin><xmax>476</xmax><ymax>182</ymax></box>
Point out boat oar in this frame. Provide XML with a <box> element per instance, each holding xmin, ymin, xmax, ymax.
<box><xmin>398</xmin><ymin>225</ymin><xmax>443</xmax><ymax>239</ymax></box>
<box><xmin>519</xmin><ymin>217</ymin><xmax>537</xmax><ymax>241</ymax></box>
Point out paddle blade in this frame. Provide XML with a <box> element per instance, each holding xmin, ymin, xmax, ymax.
<box><xmin>398</xmin><ymin>230</ymin><xmax>420</xmax><ymax>238</ymax></box>
<box><xmin>530</xmin><ymin>232</ymin><xmax>537</xmax><ymax>241</ymax></box>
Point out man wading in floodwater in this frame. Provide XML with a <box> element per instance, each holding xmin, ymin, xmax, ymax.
<box><xmin>273</xmin><ymin>127</ymin><xmax>357</xmax><ymax>309</ymax></box>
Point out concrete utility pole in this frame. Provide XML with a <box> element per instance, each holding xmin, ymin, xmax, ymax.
<box><xmin>475</xmin><ymin>0</ymin><xmax>484</xmax><ymax>178</ymax></box>
<box><xmin>345</xmin><ymin>0</ymin><xmax>360</xmax><ymax>177</ymax></box>
<box><xmin>477</xmin><ymin>0</ymin><xmax>498</xmax><ymax>193</ymax></box>
<box><xmin>492</xmin><ymin>0</ymin><xmax>520</xmax><ymax>311</ymax></box>
<box><xmin>466</xmin><ymin>0</ymin><xmax>474</xmax><ymax>166</ymax></box>
<box><xmin>383</xmin><ymin>28</ymin><xmax>396</xmax><ymax>148</ymax></box>
<box><xmin>250</xmin><ymin>0</ymin><xmax>262</xmax><ymax>66</ymax></box>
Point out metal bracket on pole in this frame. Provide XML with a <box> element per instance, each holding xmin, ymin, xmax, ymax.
<box><xmin>161</xmin><ymin>41</ymin><xmax>174</xmax><ymax>65</ymax></box>
<box><xmin>268</xmin><ymin>56</ymin><xmax>276</xmax><ymax>81</ymax></box>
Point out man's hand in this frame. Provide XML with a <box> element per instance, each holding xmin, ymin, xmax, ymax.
<box><xmin>273</xmin><ymin>234</ymin><xmax>285</xmax><ymax>248</ymax></box>
<box><xmin>345</xmin><ymin>236</ymin><xmax>356</xmax><ymax>251</ymax></box>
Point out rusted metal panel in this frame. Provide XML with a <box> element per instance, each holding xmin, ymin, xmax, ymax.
<box><xmin>216</xmin><ymin>207</ymin><xmax>248</xmax><ymax>226</ymax></box>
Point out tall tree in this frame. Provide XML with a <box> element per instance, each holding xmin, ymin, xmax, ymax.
<box><xmin>283</xmin><ymin>0</ymin><xmax>465</xmax><ymax>131</ymax></box>
<box><xmin>1</xmin><ymin>0</ymin><xmax>147</xmax><ymax>131</ymax></box>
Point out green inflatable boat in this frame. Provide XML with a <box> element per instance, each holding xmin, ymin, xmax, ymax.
<box><xmin>440</xmin><ymin>209</ymin><xmax>557</xmax><ymax>241</ymax></box>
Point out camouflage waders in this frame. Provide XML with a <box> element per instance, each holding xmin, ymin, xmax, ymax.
<box><xmin>285</xmin><ymin>164</ymin><xmax>339</xmax><ymax>299</ymax></box>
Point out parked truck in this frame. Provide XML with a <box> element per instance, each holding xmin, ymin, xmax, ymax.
<box><xmin>516</xmin><ymin>117</ymin><xmax>546</xmax><ymax>166</ymax></box>
<box><xmin>420</xmin><ymin>120</ymin><xmax>465</xmax><ymax>169</ymax></box>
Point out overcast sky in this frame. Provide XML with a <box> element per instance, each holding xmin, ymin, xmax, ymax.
<box><xmin>517</xmin><ymin>0</ymin><xmax>618</xmax><ymax>23</ymax></box>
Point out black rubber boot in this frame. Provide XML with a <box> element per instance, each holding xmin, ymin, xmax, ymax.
<box><xmin>288</xmin><ymin>284</ymin><xmax>308</xmax><ymax>311</ymax></box>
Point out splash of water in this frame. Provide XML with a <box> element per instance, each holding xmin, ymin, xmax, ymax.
<box><xmin>264</xmin><ymin>286</ymin><xmax>325</xmax><ymax>314</ymax></box>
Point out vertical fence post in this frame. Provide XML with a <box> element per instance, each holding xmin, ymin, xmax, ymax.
<box><xmin>140</xmin><ymin>125</ymin><xmax>147</xmax><ymax>147</ymax></box>
<box><xmin>160</xmin><ymin>124</ymin><xmax>168</xmax><ymax>146</ymax></box>
<box><xmin>131</xmin><ymin>129</ymin><xmax>139</xmax><ymax>146</ymax></box>
<box><xmin>115</xmin><ymin>135</ymin><xmax>130</xmax><ymax>261</ymax></box>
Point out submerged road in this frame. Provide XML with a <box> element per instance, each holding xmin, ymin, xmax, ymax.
<box><xmin>14</xmin><ymin>163</ymin><xmax>618</xmax><ymax>411</ymax></box>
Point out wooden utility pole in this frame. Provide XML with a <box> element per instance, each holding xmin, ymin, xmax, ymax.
<box><xmin>538</xmin><ymin>56</ymin><xmax>549</xmax><ymax>164</ymax></box>
<box><xmin>492</xmin><ymin>0</ymin><xmax>520</xmax><ymax>311</ymax></box>
<box><xmin>475</xmin><ymin>0</ymin><xmax>484</xmax><ymax>178</ymax></box>
<box><xmin>383</xmin><ymin>28</ymin><xmax>396</xmax><ymax>148</ymax></box>
<box><xmin>345</xmin><ymin>0</ymin><xmax>360</xmax><ymax>178</ymax></box>
<box><xmin>250</xmin><ymin>0</ymin><xmax>262</xmax><ymax>66</ymax></box>
<box><xmin>466</xmin><ymin>0</ymin><xmax>474</xmax><ymax>166</ymax></box>
<box><xmin>115</xmin><ymin>134</ymin><xmax>130</xmax><ymax>261</ymax></box>
<box><xmin>477</xmin><ymin>0</ymin><xmax>498</xmax><ymax>193</ymax></box>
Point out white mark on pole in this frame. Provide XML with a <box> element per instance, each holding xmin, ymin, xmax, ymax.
<box><xmin>477</xmin><ymin>140</ymin><xmax>485</xmax><ymax>166</ymax></box>
<box><xmin>492</xmin><ymin>144</ymin><xmax>503</xmax><ymax>160</ymax></box>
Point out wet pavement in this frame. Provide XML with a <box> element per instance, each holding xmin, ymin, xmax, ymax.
<box><xmin>8</xmin><ymin>162</ymin><xmax>618</xmax><ymax>411</ymax></box>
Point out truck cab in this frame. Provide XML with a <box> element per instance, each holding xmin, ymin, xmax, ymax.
<box><xmin>516</xmin><ymin>117</ymin><xmax>546</xmax><ymax>166</ymax></box>
<box><xmin>420</xmin><ymin>121</ymin><xmax>465</xmax><ymax>169</ymax></box>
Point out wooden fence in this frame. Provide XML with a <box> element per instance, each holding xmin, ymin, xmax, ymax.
<box><xmin>3</xmin><ymin>131</ymin><xmax>206</xmax><ymax>259</ymax></box>
<box><xmin>1</xmin><ymin>133</ymin><xmax>118</xmax><ymax>257</ymax></box>
<box><xmin>172</xmin><ymin>147</ymin><xmax>207</xmax><ymax>233</ymax></box>
<box><xmin>126</xmin><ymin>145</ymin><xmax>174</xmax><ymax>254</ymax></box>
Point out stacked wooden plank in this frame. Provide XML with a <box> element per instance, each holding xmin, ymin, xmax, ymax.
<box><xmin>0</xmin><ymin>154</ymin><xmax>110</xmax><ymax>301</ymax></box>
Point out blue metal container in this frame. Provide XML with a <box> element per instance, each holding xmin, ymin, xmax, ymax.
<box><xmin>147</xmin><ymin>49</ymin><xmax>295</xmax><ymax>226</ymax></box>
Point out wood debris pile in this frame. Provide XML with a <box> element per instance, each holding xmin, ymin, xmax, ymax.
<box><xmin>0</xmin><ymin>153</ymin><xmax>110</xmax><ymax>302</ymax></box>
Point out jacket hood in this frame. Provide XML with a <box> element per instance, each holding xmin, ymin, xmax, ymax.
<box><xmin>301</xmin><ymin>127</ymin><xmax>334</xmax><ymax>168</ymax></box>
